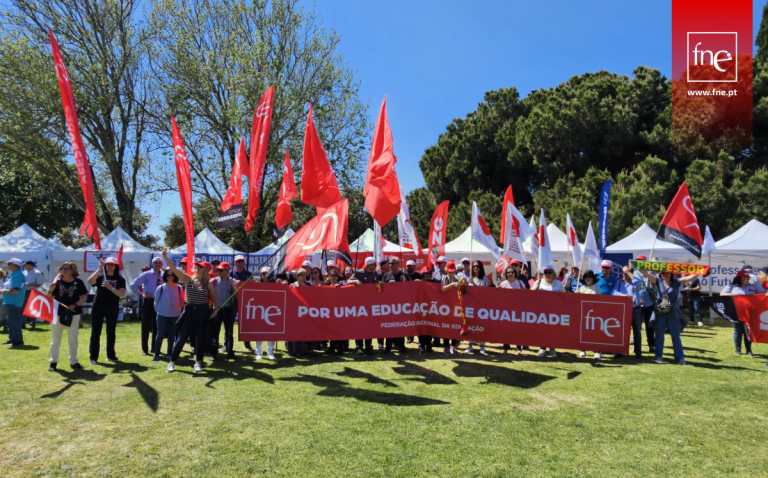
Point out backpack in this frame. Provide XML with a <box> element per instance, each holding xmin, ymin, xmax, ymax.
<box><xmin>657</xmin><ymin>280</ymin><xmax>673</xmax><ymax>316</ymax></box>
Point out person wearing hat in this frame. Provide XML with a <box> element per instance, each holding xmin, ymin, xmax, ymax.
<box><xmin>596</xmin><ymin>260</ymin><xmax>617</xmax><ymax>295</ymax></box>
<box><xmin>22</xmin><ymin>260</ymin><xmax>44</xmax><ymax>329</ymax></box>
<box><xmin>1</xmin><ymin>258</ymin><xmax>26</xmax><ymax>346</ymax></box>
<box><xmin>209</xmin><ymin>262</ymin><xmax>238</xmax><ymax>361</ymax></box>
<box><xmin>562</xmin><ymin>266</ymin><xmax>582</xmax><ymax>293</ymax></box>
<box><xmin>405</xmin><ymin>260</ymin><xmax>421</xmax><ymax>281</ymax></box>
<box><xmin>433</xmin><ymin>256</ymin><xmax>447</xmax><ymax>282</ymax></box>
<box><xmin>531</xmin><ymin>264</ymin><xmax>564</xmax><ymax>358</ymax></box>
<box><xmin>372</xmin><ymin>258</ymin><xmax>392</xmax><ymax>351</ymax></box>
<box><xmin>86</xmin><ymin>257</ymin><xmax>127</xmax><ymax>364</ymax></box>
<box><xmin>557</xmin><ymin>267</ymin><xmax>568</xmax><ymax>282</ymax></box>
<box><xmin>632</xmin><ymin>255</ymin><xmax>657</xmax><ymax>354</ymax></box>
<box><xmin>130</xmin><ymin>256</ymin><xmax>166</xmax><ymax>356</ymax></box>
<box><xmin>437</xmin><ymin>260</ymin><xmax>462</xmax><ymax>355</ymax></box>
<box><xmin>381</xmin><ymin>257</ymin><xmax>411</xmax><ymax>354</ymax></box>
<box><xmin>231</xmin><ymin>255</ymin><xmax>253</xmax><ymax>351</ymax></box>
<box><xmin>758</xmin><ymin>267</ymin><xmax>768</xmax><ymax>290</ymax></box>
<box><xmin>721</xmin><ymin>270</ymin><xmax>768</xmax><ymax>356</ymax></box>
<box><xmin>456</xmin><ymin>258</ymin><xmax>471</xmax><ymax>282</ymax></box>
<box><xmin>509</xmin><ymin>260</ymin><xmax>530</xmax><ymax>289</ymax></box>
<box><xmin>347</xmin><ymin>257</ymin><xmax>379</xmax><ymax>354</ymax></box>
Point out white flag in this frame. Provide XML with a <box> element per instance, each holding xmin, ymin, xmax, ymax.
<box><xmin>502</xmin><ymin>201</ymin><xmax>533</xmax><ymax>263</ymax></box>
<box><xmin>471</xmin><ymin>202</ymin><xmax>501</xmax><ymax>261</ymax></box>
<box><xmin>566</xmin><ymin>213</ymin><xmax>583</xmax><ymax>268</ymax></box>
<box><xmin>537</xmin><ymin>210</ymin><xmax>554</xmax><ymax>267</ymax></box>
<box><xmin>396</xmin><ymin>184</ymin><xmax>421</xmax><ymax>251</ymax></box>
<box><xmin>583</xmin><ymin>221</ymin><xmax>601</xmax><ymax>273</ymax></box>
<box><xmin>373</xmin><ymin>219</ymin><xmax>384</xmax><ymax>265</ymax></box>
<box><xmin>522</xmin><ymin>214</ymin><xmax>539</xmax><ymax>259</ymax></box>
<box><xmin>702</xmin><ymin>225</ymin><xmax>717</xmax><ymax>256</ymax></box>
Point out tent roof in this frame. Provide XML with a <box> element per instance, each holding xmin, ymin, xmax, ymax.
<box><xmin>75</xmin><ymin>226</ymin><xmax>153</xmax><ymax>252</ymax></box>
<box><xmin>546</xmin><ymin>223</ymin><xmax>569</xmax><ymax>252</ymax></box>
<box><xmin>0</xmin><ymin>224</ymin><xmax>66</xmax><ymax>252</ymax></box>
<box><xmin>350</xmin><ymin>229</ymin><xmax>410</xmax><ymax>254</ymax></box>
<box><xmin>252</xmin><ymin>229</ymin><xmax>295</xmax><ymax>256</ymax></box>
<box><xmin>606</xmin><ymin>223</ymin><xmax>692</xmax><ymax>258</ymax></box>
<box><xmin>171</xmin><ymin>227</ymin><xmax>242</xmax><ymax>255</ymax></box>
<box><xmin>444</xmin><ymin>227</ymin><xmax>500</xmax><ymax>256</ymax></box>
<box><xmin>48</xmin><ymin>236</ymin><xmax>72</xmax><ymax>250</ymax></box>
<box><xmin>714</xmin><ymin>220</ymin><xmax>768</xmax><ymax>257</ymax></box>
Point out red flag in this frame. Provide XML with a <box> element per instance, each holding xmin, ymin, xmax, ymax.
<box><xmin>301</xmin><ymin>103</ymin><xmax>342</xmax><ymax>210</ymax></box>
<box><xmin>275</xmin><ymin>151</ymin><xmax>298</xmax><ymax>230</ymax></box>
<box><xmin>245</xmin><ymin>86</ymin><xmax>275</xmax><ymax>233</ymax></box>
<box><xmin>499</xmin><ymin>185</ymin><xmax>514</xmax><ymax>244</ymax></box>
<box><xmin>49</xmin><ymin>30</ymin><xmax>101</xmax><ymax>249</ymax></box>
<box><xmin>364</xmin><ymin>97</ymin><xmax>401</xmax><ymax>226</ymax></box>
<box><xmin>285</xmin><ymin>199</ymin><xmax>351</xmax><ymax>271</ymax></box>
<box><xmin>23</xmin><ymin>288</ymin><xmax>57</xmax><ymax>324</ymax></box>
<box><xmin>217</xmin><ymin>137</ymin><xmax>247</xmax><ymax>228</ymax></box>
<box><xmin>495</xmin><ymin>256</ymin><xmax>509</xmax><ymax>277</ymax></box>
<box><xmin>426</xmin><ymin>201</ymin><xmax>450</xmax><ymax>268</ymax></box>
<box><xmin>171</xmin><ymin>116</ymin><xmax>196</xmax><ymax>273</ymax></box>
<box><xmin>117</xmin><ymin>243</ymin><xmax>124</xmax><ymax>272</ymax></box>
<box><xmin>658</xmin><ymin>181</ymin><xmax>703</xmax><ymax>258</ymax></box>
<box><xmin>734</xmin><ymin>295</ymin><xmax>768</xmax><ymax>343</ymax></box>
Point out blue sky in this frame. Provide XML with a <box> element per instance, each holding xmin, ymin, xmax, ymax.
<box><xmin>144</xmin><ymin>0</ymin><xmax>764</xmax><ymax>239</ymax></box>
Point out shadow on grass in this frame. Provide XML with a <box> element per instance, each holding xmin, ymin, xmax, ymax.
<box><xmin>122</xmin><ymin>372</ymin><xmax>158</xmax><ymax>413</ymax></box>
<box><xmin>391</xmin><ymin>361</ymin><xmax>457</xmax><ymax>385</ymax></box>
<box><xmin>335</xmin><ymin>367</ymin><xmax>398</xmax><ymax>387</ymax></box>
<box><xmin>452</xmin><ymin>361</ymin><xmax>556</xmax><ymax>388</ymax></box>
<box><xmin>9</xmin><ymin>344</ymin><xmax>40</xmax><ymax>350</ymax></box>
<box><xmin>41</xmin><ymin>368</ymin><xmax>108</xmax><ymax>398</ymax></box>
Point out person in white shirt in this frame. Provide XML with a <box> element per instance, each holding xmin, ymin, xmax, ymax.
<box><xmin>531</xmin><ymin>264</ymin><xmax>564</xmax><ymax>357</ymax></box>
<box><xmin>22</xmin><ymin>261</ymin><xmax>44</xmax><ymax>329</ymax></box>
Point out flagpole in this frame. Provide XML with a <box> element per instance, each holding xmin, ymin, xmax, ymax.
<box><xmin>708</xmin><ymin>252</ymin><xmax>713</xmax><ymax>325</ymax></box>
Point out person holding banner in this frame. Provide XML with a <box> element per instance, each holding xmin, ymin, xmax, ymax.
<box><xmin>642</xmin><ymin>270</ymin><xmax>700</xmax><ymax>365</ymax></box>
<box><xmin>405</xmin><ymin>260</ymin><xmax>421</xmax><ymax>281</ymax></box>
<box><xmin>48</xmin><ymin>262</ymin><xmax>89</xmax><ymax>371</ymax></box>
<box><xmin>130</xmin><ymin>257</ymin><xmax>165</xmax><ymax>356</ymax></box>
<box><xmin>499</xmin><ymin>266</ymin><xmax>524</xmax><ymax>355</ymax></box>
<box><xmin>381</xmin><ymin>257</ymin><xmax>411</xmax><ymax>354</ymax></box>
<box><xmin>210</xmin><ymin>262</ymin><xmax>238</xmax><ymax>362</ymax></box>
<box><xmin>153</xmin><ymin>269</ymin><xmax>184</xmax><ymax>361</ymax></box>
<box><xmin>613</xmin><ymin>265</ymin><xmax>648</xmax><ymax>358</ymax></box>
<box><xmin>1</xmin><ymin>259</ymin><xmax>26</xmax><ymax>346</ymax></box>
<box><xmin>348</xmin><ymin>257</ymin><xmax>379</xmax><ymax>355</ymax></box>
<box><xmin>465</xmin><ymin>260</ymin><xmax>488</xmax><ymax>355</ymax></box>
<box><xmin>531</xmin><ymin>265</ymin><xmax>564</xmax><ymax>357</ymax></box>
<box><xmin>324</xmin><ymin>270</ymin><xmax>348</xmax><ymax>354</ymax></box>
<box><xmin>440</xmin><ymin>261</ymin><xmax>462</xmax><ymax>355</ymax></box>
<box><xmin>633</xmin><ymin>255</ymin><xmax>656</xmax><ymax>355</ymax></box>
<box><xmin>162</xmin><ymin>249</ymin><xmax>218</xmax><ymax>374</ymax></box>
<box><xmin>576</xmin><ymin>271</ymin><xmax>601</xmax><ymax>358</ymax></box>
<box><xmin>286</xmin><ymin>269</ymin><xmax>312</xmax><ymax>358</ymax></box>
<box><xmin>87</xmin><ymin>257</ymin><xmax>126</xmax><ymax>364</ymax></box>
<box><xmin>720</xmin><ymin>270</ymin><xmax>767</xmax><ymax>356</ymax></box>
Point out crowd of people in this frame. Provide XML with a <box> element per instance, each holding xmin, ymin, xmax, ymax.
<box><xmin>2</xmin><ymin>253</ymin><xmax>768</xmax><ymax>373</ymax></box>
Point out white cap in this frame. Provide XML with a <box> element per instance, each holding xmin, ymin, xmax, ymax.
<box><xmin>543</xmin><ymin>264</ymin><xmax>555</xmax><ymax>271</ymax></box>
<box><xmin>461</xmin><ymin>257</ymin><xmax>470</xmax><ymax>263</ymax></box>
<box><xmin>326</xmin><ymin>260</ymin><xmax>336</xmax><ymax>267</ymax></box>
<box><xmin>302</xmin><ymin>260</ymin><xmax>312</xmax><ymax>267</ymax></box>
<box><xmin>436</xmin><ymin>256</ymin><xmax>447</xmax><ymax>263</ymax></box>
<box><xmin>601</xmin><ymin>260</ymin><xmax>613</xmax><ymax>268</ymax></box>
<box><xmin>260</xmin><ymin>266</ymin><xmax>270</xmax><ymax>273</ymax></box>
<box><xmin>5</xmin><ymin>258</ymin><xmax>22</xmax><ymax>266</ymax></box>
<box><xmin>104</xmin><ymin>257</ymin><xmax>118</xmax><ymax>265</ymax></box>
<box><xmin>364</xmin><ymin>257</ymin><xmax>376</xmax><ymax>266</ymax></box>
<box><xmin>406</xmin><ymin>260</ymin><xmax>415</xmax><ymax>266</ymax></box>
<box><xmin>235</xmin><ymin>255</ymin><xmax>245</xmax><ymax>261</ymax></box>
<box><xmin>152</xmin><ymin>256</ymin><xmax>164</xmax><ymax>263</ymax></box>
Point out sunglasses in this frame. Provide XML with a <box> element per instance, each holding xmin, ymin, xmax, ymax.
<box><xmin>235</xmin><ymin>260</ymin><xmax>245</xmax><ymax>263</ymax></box>
<box><xmin>59</xmin><ymin>267</ymin><xmax>71</xmax><ymax>271</ymax></box>
<box><xmin>544</xmin><ymin>271</ymin><xmax>554</xmax><ymax>275</ymax></box>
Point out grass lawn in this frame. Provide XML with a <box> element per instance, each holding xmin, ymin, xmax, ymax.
<box><xmin>1</xmin><ymin>318</ymin><xmax>767</xmax><ymax>477</ymax></box>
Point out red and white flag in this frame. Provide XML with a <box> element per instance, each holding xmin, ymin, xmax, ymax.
<box><xmin>373</xmin><ymin>219</ymin><xmax>385</xmax><ymax>265</ymax></box>
<box><xmin>217</xmin><ymin>137</ymin><xmax>248</xmax><ymax>229</ymax></box>
<box><xmin>734</xmin><ymin>295</ymin><xmax>768</xmax><ymax>344</ymax></box>
<box><xmin>471</xmin><ymin>202</ymin><xmax>500</xmax><ymax>261</ymax></box>
<box><xmin>565</xmin><ymin>213</ymin><xmax>583</xmax><ymax>268</ymax></box>
<box><xmin>49</xmin><ymin>30</ymin><xmax>101</xmax><ymax>249</ymax></box>
<box><xmin>499</xmin><ymin>185</ymin><xmax>515</xmax><ymax>243</ymax></box>
<box><xmin>171</xmin><ymin>116</ymin><xmax>196</xmax><ymax>272</ymax></box>
<box><xmin>301</xmin><ymin>103</ymin><xmax>342</xmax><ymax>211</ymax></box>
<box><xmin>285</xmin><ymin>199</ymin><xmax>351</xmax><ymax>271</ymax></box>
<box><xmin>522</xmin><ymin>215</ymin><xmax>539</xmax><ymax>260</ymax></box>
<box><xmin>396</xmin><ymin>183</ymin><xmax>421</xmax><ymax>251</ymax></box>
<box><xmin>501</xmin><ymin>201</ymin><xmax>531</xmax><ymax>263</ymax></box>
<box><xmin>537</xmin><ymin>210</ymin><xmax>553</xmax><ymax>267</ymax></box>
<box><xmin>23</xmin><ymin>288</ymin><xmax>58</xmax><ymax>324</ymax></box>
<box><xmin>364</xmin><ymin>96</ymin><xmax>401</xmax><ymax>227</ymax></box>
<box><xmin>117</xmin><ymin>243</ymin><xmax>124</xmax><ymax>273</ymax></box>
<box><xmin>583</xmin><ymin>221</ymin><xmax>601</xmax><ymax>273</ymax></box>
<box><xmin>275</xmin><ymin>151</ymin><xmax>298</xmax><ymax>231</ymax></box>
<box><xmin>658</xmin><ymin>181</ymin><xmax>703</xmax><ymax>258</ymax></box>
<box><xmin>426</xmin><ymin>201</ymin><xmax>450</xmax><ymax>268</ymax></box>
<box><xmin>245</xmin><ymin>86</ymin><xmax>275</xmax><ymax>233</ymax></box>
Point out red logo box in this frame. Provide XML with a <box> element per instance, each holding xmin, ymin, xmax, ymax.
<box><xmin>580</xmin><ymin>301</ymin><xmax>626</xmax><ymax>347</ymax></box>
<box><xmin>687</xmin><ymin>32</ymin><xmax>738</xmax><ymax>82</ymax></box>
<box><xmin>240</xmin><ymin>289</ymin><xmax>286</xmax><ymax>334</ymax></box>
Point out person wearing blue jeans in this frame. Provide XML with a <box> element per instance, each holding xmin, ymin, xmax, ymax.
<box><xmin>1</xmin><ymin>258</ymin><xmax>26</xmax><ymax>346</ymax></box>
<box><xmin>153</xmin><ymin>269</ymin><xmax>184</xmax><ymax>361</ymax></box>
<box><xmin>683</xmin><ymin>277</ymin><xmax>704</xmax><ymax>326</ymax></box>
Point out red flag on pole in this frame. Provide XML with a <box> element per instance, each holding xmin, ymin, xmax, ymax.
<box><xmin>734</xmin><ymin>296</ymin><xmax>768</xmax><ymax>343</ymax></box>
<box><xmin>171</xmin><ymin>116</ymin><xmax>196</xmax><ymax>272</ymax></box>
<box><xmin>117</xmin><ymin>243</ymin><xmax>124</xmax><ymax>272</ymax></box>
<box><xmin>23</xmin><ymin>289</ymin><xmax>58</xmax><ymax>324</ymax></box>
<box><xmin>49</xmin><ymin>30</ymin><xmax>101</xmax><ymax>249</ymax></box>
<box><xmin>275</xmin><ymin>151</ymin><xmax>298</xmax><ymax>231</ymax></box>
<box><xmin>364</xmin><ymin>96</ymin><xmax>401</xmax><ymax>227</ymax></box>
<box><xmin>499</xmin><ymin>185</ymin><xmax>514</xmax><ymax>244</ymax></box>
<box><xmin>301</xmin><ymin>103</ymin><xmax>342</xmax><ymax>210</ymax></box>
<box><xmin>426</xmin><ymin>201</ymin><xmax>450</xmax><ymax>268</ymax></box>
<box><xmin>658</xmin><ymin>181</ymin><xmax>703</xmax><ymax>258</ymax></box>
<box><xmin>285</xmin><ymin>199</ymin><xmax>351</xmax><ymax>271</ymax></box>
<box><xmin>245</xmin><ymin>86</ymin><xmax>275</xmax><ymax>233</ymax></box>
<box><xmin>217</xmin><ymin>137</ymin><xmax>247</xmax><ymax>229</ymax></box>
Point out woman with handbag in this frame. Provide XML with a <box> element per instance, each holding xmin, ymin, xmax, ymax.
<box><xmin>641</xmin><ymin>270</ymin><xmax>700</xmax><ymax>365</ymax></box>
<box><xmin>48</xmin><ymin>262</ymin><xmax>89</xmax><ymax>371</ymax></box>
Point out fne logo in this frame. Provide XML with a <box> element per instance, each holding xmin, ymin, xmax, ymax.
<box><xmin>580</xmin><ymin>301</ymin><xmax>626</xmax><ymax>347</ymax></box>
<box><xmin>241</xmin><ymin>289</ymin><xmax>286</xmax><ymax>334</ymax></box>
<box><xmin>687</xmin><ymin>32</ymin><xmax>737</xmax><ymax>82</ymax></box>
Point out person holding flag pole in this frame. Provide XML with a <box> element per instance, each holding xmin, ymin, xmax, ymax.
<box><xmin>87</xmin><ymin>256</ymin><xmax>126</xmax><ymax>364</ymax></box>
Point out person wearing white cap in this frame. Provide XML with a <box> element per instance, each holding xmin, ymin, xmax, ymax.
<box><xmin>130</xmin><ymin>256</ymin><xmax>166</xmax><ymax>356</ymax></box>
<box><xmin>22</xmin><ymin>260</ymin><xmax>44</xmax><ymax>329</ymax></box>
<box><xmin>1</xmin><ymin>258</ymin><xmax>26</xmax><ymax>346</ymax></box>
<box><xmin>405</xmin><ymin>260</ymin><xmax>420</xmax><ymax>281</ymax></box>
<box><xmin>531</xmin><ymin>264</ymin><xmax>564</xmax><ymax>357</ymax></box>
<box><xmin>347</xmin><ymin>257</ymin><xmax>379</xmax><ymax>354</ymax></box>
<box><xmin>87</xmin><ymin>257</ymin><xmax>126</xmax><ymax>364</ymax></box>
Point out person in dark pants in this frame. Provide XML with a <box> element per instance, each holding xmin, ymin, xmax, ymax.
<box><xmin>613</xmin><ymin>265</ymin><xmax>647</xmax><ymax>357</ymax></box>
<box><xmin>381</xmin><ymin>257</ymin><xmax>411</xmax><ymax>354</ymax></box>
<box><xmin>230</xmin><ymin>255</ymin><xmax>253</xmax><ymax>352</ymax></box>
<box><xmin>22</xmin><ymin>260</ymin><xmax>43</xmax><ymax>329</ymax></box>
<box><xmin>87</xmin><ymin>257</ymin><xmax>126</xmax><ymax>364</ymax></box>
<box><xmin>130</xmin><ymin>257</ymin><xmax>165</xmax><ymax>356</ymax></box>
<box><xmin>684</xmin><ymin>277</ymin><xmax>704</xmax><ymax>327</ymax></box>
<box><xmin>153</xmin><ymin>269</ymin><xmax>184</xmax><ymax>361</ymax></box>
<box><xmin>440</xmin><ymin>261</ymin><xmax>463</xmax><ymax>355</ymax></box>
<box><xmin>211</xmin><ymin>262</ymin><xmax>237</xmax><ymax>361</ymax></box>
<box><xmin>347</xmin><ymin>257</ymin><xmax>379</xmax><ymax>354</ymax></box>
<box><xmin>416</xmin><ymin>266</ymin><xmax>437</xmax><ymax>353</ymax></box>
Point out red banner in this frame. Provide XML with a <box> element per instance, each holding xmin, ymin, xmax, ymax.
<box><xmin>238</xmin><ymin>282</ymin><xmax>632</xmax><ymax>353</ymax></box>
<box><xmin>246</xmin><ymin>86</ymin><xmax>275</xmax><ymax>233</ymax></box>
<box><xmin>49</xmin><ymin>30</ymin><xmax>101</xmax><ymax>249</ymax></box>
<box><xmin>171</xmin><ymin>116</ymin><xmax>196</xmax><ymax>272</ymax></box>
<box><xmin>734</xmin><ymin>295</ymin><xmax>768</xmax><ymax>344</ymax></box>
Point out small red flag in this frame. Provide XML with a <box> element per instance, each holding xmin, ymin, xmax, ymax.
<box><xmin>245</xmin><ymin>86</ymin><xmax>275</xmax><ymax>233</ymax></box>
<box><xmin>285</xmin><ymin>199</ymin><xmax>351</xmax><ymax>271</ymax></box>
<box><xmin>658</xmin><ymin>181</ymin><xmax>703</xmax><ymax>258</ymax></box>
<box><xmin>117</xmin><ymin>243</ymin><xmax>124</xmax><ymax>272</ymax></box>
<box><xmin>364</xmin><ymin>96</ymin><xmax>401</xmax><ymax>227</ymax></box>
<box><xmin>23</xmin><ymin>289</ymin><xmax>57</xmax><ymax>324</ymax></box>
<box><xmin>426</xmin><ymin>201</ymin><xmax>450</xmax><ymax>268</ymax></box>
<box><xmin>171</xmin><ymin>116</ymin><xmax>196</xmax><ymax>272</ymax></box>
<box><xmin>275</xmin><ymin>151</ymin><xmax>298</xmax><ymax>231</ymax></box>
<box><xmin>301</xmin><ymin>103</ymin><xmax>342</xmax><ymax>210</ymax></box>
<box><xmin>217</xmin><ymin>137</ymin><xmax>247</xmax><ymax>228</ymax></box>
<box><xmin>499</xmin><ymin>185</ymin><xmax>514</xmax><ymax>244</ymax></box>
<box><xmin>734</xmin><ymin>295</ymin><xmax>768</xmax><ymax>343</ymax></box>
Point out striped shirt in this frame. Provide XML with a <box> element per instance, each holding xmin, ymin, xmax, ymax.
<box><xmin>185</xmin><ymin>281</ymin><xmax>209</xmax><ymax>305</ymax></box>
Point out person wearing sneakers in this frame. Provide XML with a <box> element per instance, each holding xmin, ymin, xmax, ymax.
<box><xmin>210</xmin><ymin>262</ymin><xmax>238</xmax><ymax>361</ymax></box>
<box><xmin>531</xmin><ymin>264</ymin><xmax>564</xmax><ymax>357</ymax></box>
<box><xmin>613</xmin><ymin>265</ymin><xmax>647</xmax><ymax>358</ymax></box>
<box><xmin>348</xmin><ymin>257</ymin><xmax>379</xmax><ymax>355</ymax></box>
<box><xmin>153</xmin><ymin>268</ymin><xmax>184</xmax><ymax>361</ymax></box>
<box><xmin>22</xmin><ymin>260</ymin><xmax>43</xmax><ymax>329</ymax></box>
<box><xmin>162</xmin><ymin>249</ymin><xmax>217</xmax><ymax>374</ymax></box>
<box><xmin>721</xmin><ymin>270</ymin><xmax>768</xmax><ymax>356</ymax></box>
<box><xmin>87</xmin><ymin>257</ymin><xmax>126</xmax><ymax>364</ymax></box>
<box><xmin>440</xmin><ymin>260</ymin><xmax>462</xmax><ymax>355</ymax></box>
<box><xmin>130</xmin><ymin>256</ymin><xmax>165</xmax><ymax>356</ymax></box>
<box><xmin>465</xmin><ymin>260</ymin><xmax>489</xmax><ymax>355</ymax></box>
<box><xmin>47</xmin><ymin>262</ymin><xmax>88</xmax><ymax>371</ymax></box>
<box><xmin>231</xmin><ymin>256</ymin><xmax>253</xmax><ymax>352</ymax></box>
<box><xmin>251</xmin><ymin>266</ymin><xmax>276</xmax><ymax>359</ymax></box>
<box><xmin>1</xmin><ymin>258</ymin><xmax>26</xmax><ymax>347</ymax></box>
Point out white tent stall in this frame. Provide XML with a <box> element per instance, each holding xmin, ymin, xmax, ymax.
<box><xmin>170</xmin><ymin>227</ymin><xmax>244</xmax><ymax>259</ymax></box>
<box><xmin>0</xmin><ymin>224</ymin><xmax>67</xmax><ymax>281</ymax></box>
<box><xmin>442</xmin><ymin>227</ymin><xmax>501</xmax><ymax>282</ymax></box>
<box><xmin>605</xmin><ymin>223</ymin><xmax>693</xmax><ymax>260</ymax></box>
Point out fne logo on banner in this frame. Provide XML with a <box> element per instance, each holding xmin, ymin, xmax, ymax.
<box><xmin>687</xmin><ymin>32</ymin><xmax>737</xmax><ymax>82</ymax></box>
<box><xmin>580</xmin><ymin>301</ymin><xmax>626</xmax><ymax>347</ymax></box>
<box><xmin>241</xmin><ymin>289</ymin><xmax>286</xmax><ymax>334</ymax></box>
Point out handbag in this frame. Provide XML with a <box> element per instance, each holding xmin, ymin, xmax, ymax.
<box><xmin>59</xmin><ymin>310</ymin><xmax>74</xmax><ymax>327</ymax></box>
<box><xmin>657</xmin><ymin>280</ymin><xmax>673</xmax><ymax>316</ymax></box>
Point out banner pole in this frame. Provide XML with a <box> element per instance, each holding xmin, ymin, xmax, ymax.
<box><xmin>708</xmin><ymin>252</ymin><xmax>713</xmax><ymax>325</ymax></box>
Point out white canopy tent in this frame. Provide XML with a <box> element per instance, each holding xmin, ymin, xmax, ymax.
<box><xmin>713</xmin><ymin>220</ymin><xmax>768</xmax><ymax>259</ymax></box>
<box><xmin>0</xmin><ymin>224</ymin><xmax>67</xmax><ymax>280</ymax></box>
<box><xmin>442</xmin><ymin>227</ymin><xmax>501</xmax><ymax>281</ymax></box>
<box><xmin>171</xmin><ymin>227</ymin><xmax>244</xmax><ymax>256</ymax></box>
<box><xmin>252</xmin><ymin>229</ymin><xmax>295</xmax><ymax>257</ymax></box>
<box><xmin>350</xmin><ymin>228</ymin><xmax>412</xmax><ymax>255</ymax></box>
<box><xmin>605</xmin><ymin>223</ymin><xmax>693</xmax><ymax>260</ymax></box>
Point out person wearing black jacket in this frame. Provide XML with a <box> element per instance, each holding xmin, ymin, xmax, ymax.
<box><xmin>381</xmin><ymin>257</ymin><xmax>410</xmax><ymax>354</ymax></box>
<box><xmin>87</xmin><ymin>257</ymin><xmax>127</xmax><ymax>364</ymax></box>
<box><xmin>347</xmin><ymin>257</ymin><xmax>379</xmax><ymax>354</ymax></box>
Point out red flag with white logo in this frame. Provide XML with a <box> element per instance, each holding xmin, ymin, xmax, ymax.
<box><xmin>658</xmin><ymin>181</ymin><xmax>703</xmax><ymax>258</ymax></box>
<box><xmin>285</xmin><ymin>199</ymin><xmax>350</xmax><ymax>271</ymax></box>
<box><xmin>471</xmin><ymin>202</ymin><xmax>500</xmax><ymax>261</ymax></box>
<box><xmin>171</xmin><ymin>116</ymin><xmax>196</xmax><ymax>272</ymax></box>
<box><xmin>733</xmin><ymin>295</ymin><xmax>768</xmax><ymax>344</ymax></box>
<box><xmin>245</xmin><ymin>86</ymin><xmax>274</xmax><ymax>233</ymax></box>
<box><xmin>22</xmin><ymin>288</ymin><xmax>58</xmax><ymax>324</ymax></box>
<box><xmin>275</xmin><ymin>151</ymin><xmax>298</xmax><ymax>231</ymax></box>
<box><xmin>49</xmin><ymin>30</ymin><xmax>101</xmax><ymax>249</ymax></box>
<box><xmin>364</xmin><ymin>96</ymin><xmax>401</xmax><ymax>227</ymax></box>
<box><xmin>217</xmin><ymin>137</ymin><xmax>247</xmax><ymax>229</ymax></box>
<box><xmin>301</xmin><ymin>103</ymin><xmax>342</xmax><ymax>211</ymax></box>
<box><xmin>499</xmin><ymin>185</ymin><xmax>514</xmax><ymax>243</ymax></box>
<box><xmin>426</xmin><ymin>201</ymin><xmax>449</xmax><ymax>268</ymax></box>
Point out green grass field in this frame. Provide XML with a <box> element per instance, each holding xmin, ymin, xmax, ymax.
<box><xmin>1</xmin><ymin>318</ymin><xmax>767</xmax><ymax>477</ymax></box>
